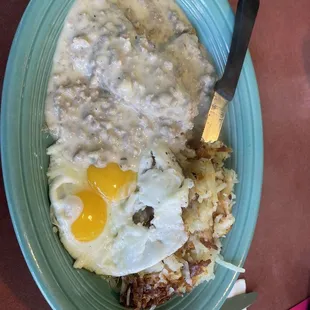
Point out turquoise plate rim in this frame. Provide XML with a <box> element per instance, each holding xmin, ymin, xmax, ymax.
<box><xmin>1</xmin><ymin>0</ymin><xmax>263</xmax><ymax>309</ymax></box>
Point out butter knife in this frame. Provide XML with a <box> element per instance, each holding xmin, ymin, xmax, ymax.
<box><xmin>202</xmin><ymin>0</ymin><xmax>260</xmax><ymax>143</ymax></box>
<box><xmin>221</xmin><ymin>292</ymin><xmax>258</xmax><ymax>310</ymax></box>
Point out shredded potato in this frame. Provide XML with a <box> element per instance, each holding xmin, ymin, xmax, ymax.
<box><xmin>118</xmin><ymin>142</ymin><xmax>239</xmax><ymax>309</ymax></box>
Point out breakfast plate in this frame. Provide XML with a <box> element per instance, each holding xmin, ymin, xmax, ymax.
<box><xmin>1</xmin><ymin>0</ymin><xmax>263</xmax><ymax>309</ymax></box>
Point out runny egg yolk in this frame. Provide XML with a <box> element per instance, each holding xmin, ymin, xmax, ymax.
<box><xmin>71</xmin><ymin>190</ymin><xmax>107</xmax><ymax>242</ymax></box>
<box><xmin>87</xmin><ymin>163</ymin><xmax>137</xmax><ymax>201</ymax></box>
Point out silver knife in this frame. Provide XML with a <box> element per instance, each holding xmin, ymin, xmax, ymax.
<box><xmin>221</xmin><ymin>292</ymin><xmax>258</xmax><ymax>310</ymax></box>
<box><xmin>202</xmin><ymin>0</ymin><xmax>260</xmax><ymax>143</ymax></box>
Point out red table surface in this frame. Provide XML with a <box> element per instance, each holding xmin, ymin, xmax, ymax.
<box><xmin>1</xmin><ymin>0</ymin><xmax>310</xmax><ymax>309</ymax></box>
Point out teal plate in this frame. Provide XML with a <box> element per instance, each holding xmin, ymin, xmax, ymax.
<box><xmin>1</xmin><ymin>0</ymin><xmax>263</xmax><ymax>309</ymax></box>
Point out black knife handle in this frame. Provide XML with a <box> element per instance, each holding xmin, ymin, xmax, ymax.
<box><xmin>215</xmin><ymin>0</ymin><xmax>260</xmax><ymax>101</ymax></box>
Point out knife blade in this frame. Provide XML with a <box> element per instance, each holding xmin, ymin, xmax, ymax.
<box><xmin>201</xmin><ymin>92</ymin><xmax>228</xmax><ymax>143</ymax></box>
<box><xmin>202</xmin><ymin>0</ymin><xmax>260</xmax><ymax>143</ymax></box>
<box><xmin>221</xmin><ymin>292</ymin><xmax>258</xmax><ymax>310</ymax></box>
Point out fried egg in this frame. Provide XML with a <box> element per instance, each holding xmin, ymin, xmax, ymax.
<box><xmin>48</xmin><ymin>144</ymin><xmax>192</xmax><ymax>276</ymax></box>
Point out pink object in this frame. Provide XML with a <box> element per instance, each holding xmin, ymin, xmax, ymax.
<box><xmin>290</xmin><ymin>298</ymin><xmax>310</xmax><ymax>310</ymax></box>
